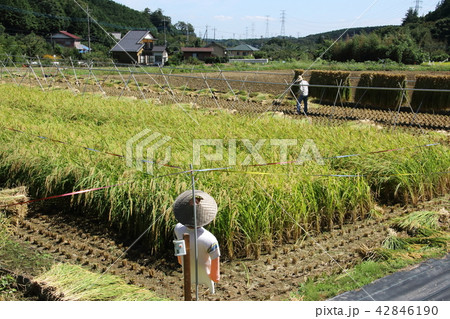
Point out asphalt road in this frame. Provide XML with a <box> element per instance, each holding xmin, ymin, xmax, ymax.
<box><xmin>330</xmin><ymin>254</ymin><xmax>450</xmax><ymax>301</ymax></box>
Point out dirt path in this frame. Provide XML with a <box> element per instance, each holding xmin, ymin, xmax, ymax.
<box><xmin>9</xmin><ymin>196</ymin><xmax>448</xmax><ymax>301</ymax></box>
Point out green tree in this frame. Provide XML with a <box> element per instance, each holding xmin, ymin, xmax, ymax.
<box><xmin>402</xmin><ymin>8</ymin><xmax>420</xmax><ymax>25</ymax></box>
<box><xmin>431</xmin><ymin>18</ymin><xmax>450</xmax><ymax>47</ymax></box>
<box><xmin>34</xmin><ymin>0</ymin><xmax>69</xmax><ymax>34</ymax></box>
<box><xmin>20</xmin><ymin>32</ymin><xmax>49</xmax><ymax>56</ymax></box>
<box><xmin>0</xmin><ymin>0</ymin><xmax>38</xmax><ymax>32</ymax></box>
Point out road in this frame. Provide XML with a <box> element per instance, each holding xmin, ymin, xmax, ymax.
<box><xmin>330</xmin><ymin>255</ymin><xmax>450</xmax><ymax>301</ymax></box>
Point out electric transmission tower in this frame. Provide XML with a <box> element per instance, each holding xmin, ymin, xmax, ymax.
<box><xmin>265</xmin><ymin>15</ymin><xmax>270</xmax><ymax>38</ymax></box>
<box><xmin>203</xmin><ymin>25</ymin><xmax>208</xmax><ymax>41</ymax></box>
<box><xmin>414</xmin><ymin>0</ymin><xmax>422</xmax><ymax>14</ymax></box>
<box><xmin>280</xmin><ymin>10</ymin><xmax>286</xmax><ymax>38</ymax></box>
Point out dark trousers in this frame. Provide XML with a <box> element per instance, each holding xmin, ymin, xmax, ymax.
<box><xmin>296</xmin><ymin>95</ymin><xmax>308</xmax><ymax>114</ymax></box>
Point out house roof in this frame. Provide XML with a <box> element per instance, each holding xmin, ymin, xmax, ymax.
<box><xmin>228</xmin><ymin>44</ymin><xmax>259</xmax><ymax>51</ymax></box>
<box><xmin>181</xmin><ymin>47</ymin><xmax>214</xmax><ymax>53</ymax></box>
<box><xmin>152</xmin><ymin>46</ymin><xmax>167</xmax><ymax>52</ymax></box>
<box><xmin>54</xmin><ymin>31</ymin><xmax>81</xmax><ymax>40</ymax></box>
<box><xmin>205</xmin><ymin>42</ymin><xmax>226</xmax><ymax>50</ymax></box>
<box><xmin>110</xmin><ymin>30</ymin><xmax>156</xmax><ymax>53</ymax></box>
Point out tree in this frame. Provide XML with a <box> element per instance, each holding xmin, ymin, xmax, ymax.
<box><xmin>174</xmin><ymin>21</ymin><xmax>195</xmax><ymax>36</ymax></box>
<box><xmin>149</xmin><ymin>9</ymin><xmax>171</xmax><ymax>32</ymax></box>
<box><xmin>34</xmin><ymin>0</ymin><xmax>69</xmax><ymax>34</ymax></box>
<box><xmin>20</xmin><ymin>32</ymin><xmax>49</xmax><ymax>56</ymax></box>
<box><xmin>0</xmin><ymin>0</ymin><xmax>38</xmax><ymax>32</ymax></box>
<box><xmin>425</xmin><ymin>0</ymin><xmax>450</xmax><ymax>22</ymax></box>
<box><xmin>432</xmin><ymin>18</ymin><xmax>450</xmax><ymax>46</ymax></box>
<box><xmin>402</xmin><ymin>8</ymin><xmax>420</xmax><ymax>25</ymax></box>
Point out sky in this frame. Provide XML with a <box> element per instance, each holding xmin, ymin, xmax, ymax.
<box><xmin>113</xmin><ymin>0</ymin><xmax>441</xmax><ymax>39</ymax></box>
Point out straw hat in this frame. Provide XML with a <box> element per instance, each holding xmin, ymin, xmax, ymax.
<box><xmin>173</xmin><ymin>190</ymin><xmax>218</xmax><ymax>227</ymax></box>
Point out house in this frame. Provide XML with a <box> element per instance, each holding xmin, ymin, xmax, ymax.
<box><xmin>110</xmin><ymin>30</ymin><xmax>168</xmax><ymax>66</ymax></box>
<box><xmin>227</xmin><ymin>44</ymin><xmax>259</xmax><ymax>57</ymax></box>
<box><xmin>181</xmin><ymin>47</ymin><xmax>214</xmax><ymax>61</ymax></box>
<box><xmin>151</xmin><ymin>46</ymin><xmax>169</xmax><ymax>66</ymax></box>
<box><xmin>51</xmin><ymin>31</ymin><xmax>91</xmax><ymax>53</ymax></box>
<box><xmin>204</xmin><ymin>42</ymin><xmax>227</xmax><ymax>58</ymax></box>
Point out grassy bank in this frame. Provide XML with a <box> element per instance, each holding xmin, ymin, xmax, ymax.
<box><xmin>296</xmin><ymin>209</ymin><xmax>449</xmax><ymax>300</ymax></box>
<box><xmin>0</xmin><ymin>84</ymin><xmax>448</xmax><ymax>257</ymax></box>
<box><xmin>297</xmin><ymin>248</ymin><xmax>448</xmax><ymax>301</ymax></box>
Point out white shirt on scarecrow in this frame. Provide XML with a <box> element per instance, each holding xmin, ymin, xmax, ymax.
<box><xmin>174</xmin><ymin>223</ymin><xmax>220</xmax><ymax>293</ymax></box>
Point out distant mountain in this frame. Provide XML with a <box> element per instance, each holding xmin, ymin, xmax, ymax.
<box><xmin>0</xmin><ymin>0</ymin><xmax>196</xmax><ymax>50</ymax></box>
<box><xmin>0</xmin><ymin>0</ymin><xmax>155</xmax><ymax>36</ymax></box>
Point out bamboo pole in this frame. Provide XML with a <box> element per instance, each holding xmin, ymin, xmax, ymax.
<box><xmin>190</xmin><ymin>164</ymin><xmax>199</xmax><ymax>301</ymax></box>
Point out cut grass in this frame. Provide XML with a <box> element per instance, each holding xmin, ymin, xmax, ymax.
<box><xmin>392</xmin><ymin>210</ymin><xmax>444</xmax><ymax>236</ymax></box>
<box><xmin>35</xmin><ymin>263</ymin><xmax>166</xmax><ymax>301</ymax></box>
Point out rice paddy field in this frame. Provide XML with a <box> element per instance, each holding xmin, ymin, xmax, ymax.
<box><xmin>0</xmin><ymin>79</ymin><xmax>449</xmax><ymax>300</ymax></box>
<box><xmin>0</xmin><ymin>83</ymin><xmax>449</xmax><ymax>255</ymax></box>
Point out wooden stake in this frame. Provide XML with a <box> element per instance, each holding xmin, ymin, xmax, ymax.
<box><xmin>183</xmin><ymin>233</ymin><xmax>191</xmax><ymax>301</ymax></box>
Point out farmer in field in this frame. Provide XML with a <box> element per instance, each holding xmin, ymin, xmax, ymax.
<box><xmin>296</xmin><ymin>75</ymin><xmax>309</xmax><ymax>115</ymax></box>
<box><xmin>173</xmin><ymin>190</ymin><xmax>220</xmax><ymax>294</ymax></box>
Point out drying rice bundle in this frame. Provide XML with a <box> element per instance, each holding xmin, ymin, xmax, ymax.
<box><xmin>0</xmin><ymin>186</ymin><xmax>29</xmax><ymax>222</ymax></box>
<box><xmin>355</xmin><ymin>72</ymin><xmax>406</xmax><ymax>109</ymax></box>
<box><xmin>308</xmin><ymin>70</ymin><xmax>351</xmax><ymax>104</ymax></box>
<box><xmin>411</xmin><ymin>75</ymin><xmax>450</xmax><ymax>112</ymax></box>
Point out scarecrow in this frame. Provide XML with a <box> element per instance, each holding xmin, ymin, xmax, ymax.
<box><xmin>173</xmin><ymin>190</ymin><xmax>220</xmax><ymax>294</ymax></box>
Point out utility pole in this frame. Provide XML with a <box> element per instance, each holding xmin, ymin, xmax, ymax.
<box><xmin>87</xmin><ymin>5</ymin><xmax>91</xmax><ymax>51</ymax></box>
<box><xmin>280</xmin><ymin>10</ymin><xmax>286</xmax><ymax>38</ymax></box>
<box><xmin>163</xmin><ymin>18</ymin><xmax>167</xmax><ymax>46</ymax></box>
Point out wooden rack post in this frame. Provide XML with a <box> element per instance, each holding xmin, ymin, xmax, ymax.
<box><xmin>183</xmin><ymin>233</ymin><xmax>191</xmax><ymax>301</ymax></box>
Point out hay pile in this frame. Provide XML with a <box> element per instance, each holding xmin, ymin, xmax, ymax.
<box><xmin>0</xmin><ymin>187</ymin><xmax>29</xmax><ymax>222</ymax></box>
